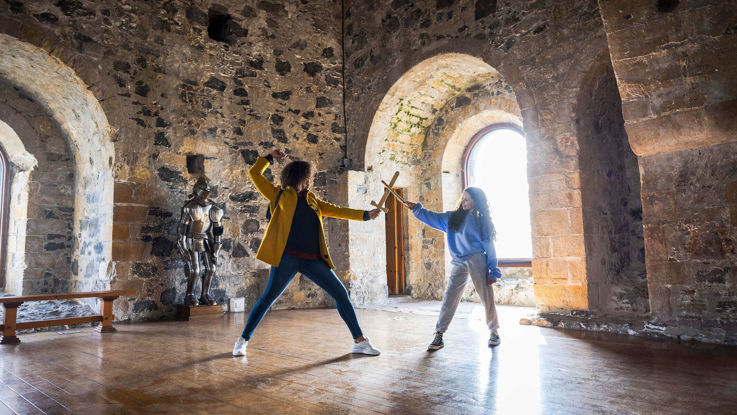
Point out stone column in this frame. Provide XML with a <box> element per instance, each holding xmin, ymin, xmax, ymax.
<box><xmin>600</xmin><ymin>0</ymin><xmax>737</xmax><ymax>335</ymax></box>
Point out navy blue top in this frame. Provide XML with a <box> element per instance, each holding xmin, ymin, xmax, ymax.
<box><xmin>285</xmin><ymin>196</ymin><xmax>322</xmax><ymax>255</ymax></box>
<box><xmin>264</xmin><ymin>153</ymin><xmax>371</xmax><ymax>256</ymax></box>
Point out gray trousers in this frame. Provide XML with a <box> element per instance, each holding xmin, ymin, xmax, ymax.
<box><xmin>435</xmin><ymin>252</ymin><xmax>499</xmax><ymax>333</ymax></box>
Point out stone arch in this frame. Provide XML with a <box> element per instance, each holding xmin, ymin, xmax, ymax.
<box><xmin>364</xmin><ymin>53</ymin><xmax>503</xmax><ymax>178</ymax></box>
<box><xmin>350</xmin><ymin>38</ymin><xmax>541</xmax><ymax>170</ymax></box>
<box><xmin>0</xmin><ymin>120</ymin><xmax>37</xmax><ymax>294</ymax></box>
<box><xmin>0</xmin><ymin>33</ymin><xmax>115</xmax><ymax>293</ymax></box>
<box><xmin>353</xmin><ymin>52</ymin><xmax>530</xmax><ymax>302</ymax></box>
<box><xmin>0</xmin><ymin>15</ymin><xmax>124</xmax><ymax>112</ymax></box>
<box><xmin>345</xmin><ymin>42</ymin><xmax>542</xmax><ymax>305</ymax></box>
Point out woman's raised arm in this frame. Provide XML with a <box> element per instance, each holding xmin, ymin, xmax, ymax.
<box><xmin>247</xmin><ymin>149</ymin><xmax>287</xmax><ymax>201</ymax></box>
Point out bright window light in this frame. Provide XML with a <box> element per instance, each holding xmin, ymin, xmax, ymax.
<box><xmin>466</xmin><ymin>127</ymin><xmax>532</xmax><ymax>259</ymax></box>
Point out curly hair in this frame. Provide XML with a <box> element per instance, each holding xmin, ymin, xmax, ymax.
<box><xmin>448</xmin><ymin>187</ymin><xmax>496</xmax><ymax>240</ymax></box>
<box><xmin>280</xmin><ymin>160</ymin><xmax>313</xmax><ymax>193</ymax></box>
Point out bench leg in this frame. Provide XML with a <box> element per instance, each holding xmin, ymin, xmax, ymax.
<box><xmin>96</xmin><ymin>296</ymin><xmax>118</xmax><ymax>333</ymax></box>
<box><xmin>1</xmin><ymin>302</ymin><xmax>22</xmax><ymax>344</ymax></box>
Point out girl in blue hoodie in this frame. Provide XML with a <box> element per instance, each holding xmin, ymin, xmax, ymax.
<box><xmin>404</xmin><ymin>187</ymin><xmax>502</xmax><ymax>350</ymax></box>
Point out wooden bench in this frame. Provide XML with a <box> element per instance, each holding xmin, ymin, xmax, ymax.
<box><xmin>0</xmin><ymin>290</ymin><xmax>136</xmax><ymax>344</ymax></box>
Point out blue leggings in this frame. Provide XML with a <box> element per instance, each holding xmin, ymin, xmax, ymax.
<box><xmin>241</xmin><ymin>253</ymin><xmax>364</xmax><ymax>340</ymax></box>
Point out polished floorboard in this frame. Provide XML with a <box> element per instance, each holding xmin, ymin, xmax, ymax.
<box><xmin>1</xmin><ymin>301</ymin><xmax>736</xmax><ymax>414</ymax></box>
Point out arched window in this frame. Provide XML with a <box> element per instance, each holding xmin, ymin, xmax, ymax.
<box><xmin>463</xmin><ymin>124</ymin><xmax>532</xmax><ymax>264</ymax></box>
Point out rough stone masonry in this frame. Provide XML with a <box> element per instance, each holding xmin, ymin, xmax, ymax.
<box><xmin>0</xmin><ymin>0</ymin><xmax>736</xmax><ymax>344</ymax></box>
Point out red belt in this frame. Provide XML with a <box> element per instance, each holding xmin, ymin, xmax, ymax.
<box><xmin>284</xmin><ymin>249</ymin><xmax>322</xmax><ymax>260</ymax></box>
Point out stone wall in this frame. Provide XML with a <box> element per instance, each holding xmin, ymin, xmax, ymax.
<box><xmin>0</xmin><ymin>82</ymin><xmax>75</xmax><ymax>294</ymax></box>
<box><xmin>638</xmin><ymin>142</ymin><xmax>737</xmax><ymax>339</ymax></box>
<box><xmin>463</xmin><ymin>267</ymin><xmax>535</xmax><ymax>307</ymax></box>
<box><xmin>599</xmin><ymin>0</ymin><xmax>737</xmax><ymax>157</ymax></box>
<box><xmin>0</xmin><ymin>0</ymin><xmax>352</xmax><ymax>320</ymax></box>
<box><xmin>599</xmin><ymin>0</ymin><xmax>737</xmax><ymax>341</ymax></box>
<box><xmin>576</xmin><ymin>54</ymin><xmax>648</xmax><ymax>316</ymax></box>
<box><xmin>345</xmin><ymin>170</ymin><xmax>389</xmax><ymax>305</ymax></box>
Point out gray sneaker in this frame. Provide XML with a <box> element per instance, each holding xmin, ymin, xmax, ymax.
<box><xmin>428</xmin><ymin>331</ymin><xmax>444</xmax><ymax>350</ymax></box>
<box><xmin>488</xmin><ymin>332</ymin><xmax>501</xmax><ymax>347</ymax></box>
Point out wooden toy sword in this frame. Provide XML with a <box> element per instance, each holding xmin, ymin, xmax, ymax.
<box><xmin>370</xmin><ymin>171</ymin><xmax>399</xmax><ymax>213</ymax></box>
<box><xmin>381</xmin><ymin>180</ymin><xmax>410</xmax><ymax>207</ymax></box>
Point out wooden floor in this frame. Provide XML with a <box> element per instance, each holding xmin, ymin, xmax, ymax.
<box><xmin>1</xmin><ymin>302</ymin><xmax>736</xmax><ymax>414</ymax></box>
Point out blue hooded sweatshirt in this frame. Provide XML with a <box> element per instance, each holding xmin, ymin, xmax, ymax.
<box><xmin>412</xmin><ymin>203</ymin><xmax>502</xmax><ymax>281</ymax></box>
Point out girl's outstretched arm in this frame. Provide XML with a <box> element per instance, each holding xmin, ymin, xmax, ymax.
<box><xmin>409</xmin><ymin>202</ymin><xmax>450</xmax><ymax>233</ymax></box>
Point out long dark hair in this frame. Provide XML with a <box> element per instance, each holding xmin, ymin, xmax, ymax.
<box><xmin>280</xmin><ymin>160</ymin><xmax>312</xmax><ymax>193</ymax></box>
<box><xmin>448</xmin><ymin>187</ymin><xmax>496</xmax><ymax>240</ymax></box>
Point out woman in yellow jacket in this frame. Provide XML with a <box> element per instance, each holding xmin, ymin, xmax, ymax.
<box><xmin>233</xmin><ymin>149</ymin><xmax>381</xmax><ymax>356</ymax></box>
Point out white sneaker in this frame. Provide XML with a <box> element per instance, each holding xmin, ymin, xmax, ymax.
<box><xmin>232</xmin><ymin>337</ymin><xmax>248</xmax><ymax>356</ymax></box>
<box><xmin>351</xmin><ymin>337</ymin><xmax>381</xmax><ymax>356</ymax></box>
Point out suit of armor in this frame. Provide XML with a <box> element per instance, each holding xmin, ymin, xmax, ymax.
<box><xmin>176</xmin><ymin>177</ymin><xmax>224</xmax><ymax>306</ymax></box>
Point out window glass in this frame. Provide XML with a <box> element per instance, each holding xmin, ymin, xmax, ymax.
<box><xmin>466</xmin><ymin>127</ymin><xmax>532</xmax><ymax>259</ymax></box>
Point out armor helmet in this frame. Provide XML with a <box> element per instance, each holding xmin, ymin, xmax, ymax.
<box><xmin>192</xmin><ymin>176</ymin><xmax>211</xmax><ymax>200</ymax></box>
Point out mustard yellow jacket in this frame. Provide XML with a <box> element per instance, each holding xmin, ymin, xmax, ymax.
<box><xmin>248</xmin><ymin>156</ymin><xmax>365</xmax><ymax>269</ymax></box>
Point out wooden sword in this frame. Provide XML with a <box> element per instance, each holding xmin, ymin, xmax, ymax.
<box><xmin>381</xmin><ymin>180</ymin><xmax>410</xmax><ymax>207</ymax></box>
<box><xmin>370</xmin><ymin>171</ymin><xmax>399</xmax><ymax>213</ymax></box>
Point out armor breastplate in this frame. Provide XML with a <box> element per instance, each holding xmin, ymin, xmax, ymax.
<box><xmin>186</xmin><ymin>202</ymin><xmax>212</xmax><ymax>251</ymax></box>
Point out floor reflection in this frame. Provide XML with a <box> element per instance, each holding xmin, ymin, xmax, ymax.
<box><xmin>3</xmin><ymin>301</ymin><xmax>737</xmax><ymax>414</ymax></box>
